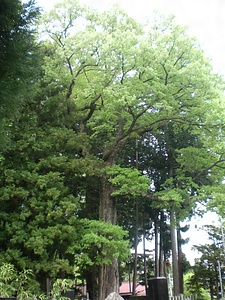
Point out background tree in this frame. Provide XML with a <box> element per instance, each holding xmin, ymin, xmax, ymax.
<box><xmin>190</xmin><ymin>224</ymin><xmax>225</xmax><ymax>300</ymax></box>
<box><xmin>184</xmin><ymin>271</ymin><xmax>210</xmax><ymax>300</ymax></box>
<box><xmin>0</xmin><ymin>0</ymin><xmax>40</xmax><ymax>144</ymax></box>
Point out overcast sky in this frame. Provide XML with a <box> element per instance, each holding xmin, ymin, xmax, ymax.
<box><xmin>36</xmin><ymin>0</ymin><xmax>225</xmax><ymax>76</ymax></box>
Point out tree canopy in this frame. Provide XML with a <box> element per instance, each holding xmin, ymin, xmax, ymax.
<box><xmin>1</xmin><ymin>1</ymin><xmax>225</xmax><ymax>299</ymax></box>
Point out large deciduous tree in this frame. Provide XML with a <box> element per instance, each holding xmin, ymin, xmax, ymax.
<box><xmin>1</xmin><ymin>0</ymin><xmax>225</xmax><ymax>298</ymax></box>
<box><xmin>38</xmin><ymin>2</ymin><xmax>225</xmax><ymax>298</ymax></box>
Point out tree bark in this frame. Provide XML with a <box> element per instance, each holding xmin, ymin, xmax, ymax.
<box><xmin>85</xmin><ymin>267</ymin><xmax>98</xmax><ymax>300</ymax></box>
<box><xmin>143</xmin><ymin>229</ymin><xmax>148</xmax><ymax>293</ymax></box>
<box><xmin>98</xmin><ymin>259</ymin><xmax>119</xmax><ymax>300</ymax></box>
<box><xmin>170</xmin><ymin>211</ymin><xmax>180</xmax><ymax>296</ymax></box>
<box><xmin>132</xmin><ymin>139</ymin><xmax>139</xmax><ymax>295</ymax></box>
<box><xmin>98</xmin><ymin>174</ymin><xmax>119</xmax><ymax>300</ymax></box>
<box><xmin>85</xmin><ymin>176</ymin><xmax>100</xmax><ymax>300</ymax></box>
<box><xmin>85</xmin><ymin>175</ymin><xmax>100</xmax><ymax>219</ymax></box>
<box><xmin>132</xmin><ymin>199</ymin><xmax>138</xmax><ymax>295</ymax></box>
<box><xmin>177</xmin><ymin>227</ymin><xmax>184</xmax><ymax>294</ymax></box>
<box><xmin>154</xmin><ymin>216</ymin><xmax>159</xmax><ymax>277</ymax></box>
<box><xmin>99</xmin><ymin>174</ymin><xmax>117</xmax><ymax>224</ymax></box>
<box><xmin>159</xmin><ymin>211</ymin><xmax>165</xmax><ymax>277</ymax></box>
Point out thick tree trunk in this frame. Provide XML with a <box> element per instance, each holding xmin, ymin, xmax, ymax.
<box><xmin>170</xmin><ymin>211</ymin><xmax>180</xmax><ymax>296</ymax></box>
<box><xmin>98</xmin><ymin>259</ymin><xmax>119</xmax><ymax>300</ymax></box>
<box><xmin>99</xmin><ymin>174</ymin><xmax>117</xmax><ymax>224</ymax></box>
<box><xmin>98</xmin><ymin>174</ymin><xmax>119</xmax><ymax>300</ymax></box>
<box><xmin>85</xmin><ymin>175</ymin><xmax>100</xmax><ymax>219</ymax></box>
<box><xmin>85</xmin><ymin>176</ymin><xmax>100</xmax><ymax>299</ymax></box>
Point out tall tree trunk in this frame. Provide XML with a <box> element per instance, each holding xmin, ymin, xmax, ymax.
<box><xmin>99</xmin><ymin>260</ymin><xmax>119</xmax><ymax>300</ymax></box>
<box><xmin>154</xmin><ymin>216</ymin><xmax>159</xmax><ymax>277</ymax></box>
<box><xmin>159</xmin><ymin>211</ymin><xmax>165</xmax><ymax>277</ymax></box>
<box><xmin>85</xmin><ymin>176</ymin><xmax>100</xmax><ymax>299</ymax></box>
<box><xmin>99</xmin><ymin>174</ymin><xmax>117</xmax><ymax>224</ymax></box>
<box><xmin>177</xmin><ymin>227</ymin><xmax>184</xmax><ymax>294</ymax></box>
<box><xmin>98</xmin><ymin>174</ymin><xmax>119</xmax><ymax>300</ymax></box>
<box><xmin>209</xmin><ymin>263</ymin><xmax>214</xmax><ymax>300</ymax></box>
<box><xmin>85</xmin><ymin>267</ymin><xmax>98</xmax><ymax>300</ymax></box>
<box><xmin>170</xmin><ymin>211</ymin><xmax>180</xmax><ymax>296</ymax></box>
<box><xmin>143</xmin><ymin>229</ymin><xmax>148</xmax><ymax>293</ymax></box>
<box><xmin>132</xmin><ymin>138</ymin><xmax>139</xmax><ymax>295</ymax></box>
<box><xmin>46</xmin><ymin>277</ymin><xmax>51</xmax><ymax>297</ymax></box>
<box><xmin>168</xmin><ymin>149</ymin><xmax>180</xmax><ymax>295</ymax></box>
<box><xmin>132</xmin><ymin>199</ymin><xmax>138</xmax><ymax>295</ymax></box>
<box><xmin>85</xmin><ymin>175</ymin><xmax>100</xmax><ymax>219</ymax></box>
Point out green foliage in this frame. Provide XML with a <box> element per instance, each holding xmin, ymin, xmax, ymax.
<box><xmin>50</xmin><ymin>279</ymin><xmax>74</xmax><ymax>300</ymax></box>
<box><xmin>207</xmin><ymin>186</ymin><xmax>225</xmax><ymax>217</ymax></box>
<box><xmin>106</xmin><ymin>165</ymin><xmax>149</xmax><ymax>196</ymax></box>
<box><xmin>0</xmin><ymin>263</ymin><xmax>40</xmax><ymax>299</ymax></box>
<box><xmin>0</xmin><ymin>0</ymin><xmax>40</xmax><ymax>126</ymax></box>
<box><xmin>184</xmin><ymin>272</ymin><xmax>210</xmax><ymax>300</ymax></box>
<box><xmin>189</xmin><ymin>224</ymin><xmax>225</xmax><ymax>300</ymax></box>
<box><xmin>1</xmin><ymin>0</ymin><xmax>225</xmax><ymax>295</ymax></box>
<box><xmin>0</xmin><ymin>263</ymin><xmax>73</xmax><ymax>300</ymax></box>
<box><xmin>73</xmin><ymin>219</ymin><xmax>130</xmax><ymax>268</ymax></box>
<box><xmin>0</xmin><ymin>106</ymin><xmax>85</xmax><ymax>281</ymax></box>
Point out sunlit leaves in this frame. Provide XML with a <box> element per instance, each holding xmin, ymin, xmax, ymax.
<box><xmin>73</xmin><ymin>219</ymin><xmax>130</xmax><ymax>267</ymax></box>
<box><xmin>0</xmin><ymin>263</ymin><xmax>39</xmax><ymax>299</ymax></box>
<box><xmin>106</xmin><ymin>165</ymin><xmax>149</xmax><ymax>196</ymax></box>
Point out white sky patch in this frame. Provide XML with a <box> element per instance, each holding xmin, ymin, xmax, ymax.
<box><xmin>181</xmin><ymin>211</ymin><xmax>220</xmax><ymax>265</ymax></box>
<box><xmin>35</xmin><ymin>0</ymin><xmax>225</xmax><ymax>76</ymax></box>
